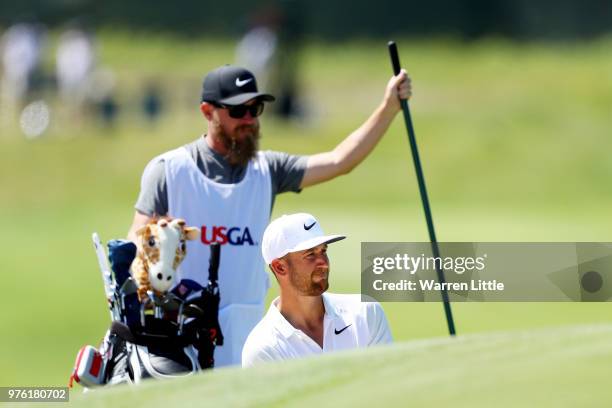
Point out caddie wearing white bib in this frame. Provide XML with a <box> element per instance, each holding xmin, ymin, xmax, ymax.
<box><xmin>242</xmin><ymin>213</ymin><xmax>392</xmax><ymax>367</ymax></box>
<box><xmin>129</xmin><ymin>64</ymin><xmax>412</xmax><ymax>367</ymax></box>
<box><xmin>164</xmin><ymin>147</ymin><xmax>272</xmax><ymax>365</ymax></box>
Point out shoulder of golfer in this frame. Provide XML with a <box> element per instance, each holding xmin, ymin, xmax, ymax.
<box><xmin>361</xmin><ymin>296</ymin><xmax>393</xmax><ymax>346</ymax></box>
<box><xmin>319</xmin><ymin>293</ymin><xmax>393</xmax><ymax>346</ymax></box>
<box><xmin>328</xmin><ymin>293</ymin><xmax>393</xmax><ymax>346</ymax></box>
<box><xmin>300</xmin><ymin>69</ymin><xmax>411</xmax><ymax>189</ymax></box>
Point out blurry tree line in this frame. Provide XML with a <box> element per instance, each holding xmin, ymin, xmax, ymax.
<box><xmin>1</xmin><ymin>0</ymin><xmax>611</xmax><ymax>40</ymax></box>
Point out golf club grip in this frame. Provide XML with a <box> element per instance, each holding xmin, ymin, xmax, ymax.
<box><xmin>388</xmin><ymin>41</ymin><xmax>401</xmax><ymax>75</ymax></box>
<box><xmin>208</xmin><ymin>243</ymin><xmax>221</xmax><ymax>282</ymax></box>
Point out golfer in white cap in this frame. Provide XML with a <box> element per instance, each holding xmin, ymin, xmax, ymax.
<box><xmin>242</xmin><ymin>213</ymin><xmax>392</xmax><ymax>367</ymax></box>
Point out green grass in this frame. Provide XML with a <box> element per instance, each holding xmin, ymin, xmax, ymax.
<box><xmin>67</xmin><ymin>324</ymin><xmax>612</xmax><ymax>407</ymax></box>
<box><xmin>1</xmin><ymin>34</ymin><xmax>611</xmax><ymax>391</ymax></box>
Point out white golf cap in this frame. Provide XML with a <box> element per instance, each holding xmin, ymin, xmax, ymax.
<box><xmin>262</xmin><ymin>213</ymin><xmax>346</xmax><ymax>264</ymax></box>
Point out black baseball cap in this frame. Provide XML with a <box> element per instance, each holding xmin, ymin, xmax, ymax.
<box><xmin>200</xmin><ymin>65</ymin><xmax>275</xmax><ymax>105</ymax></box>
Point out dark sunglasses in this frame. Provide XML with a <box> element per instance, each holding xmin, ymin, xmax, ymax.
<box><xmin>213</xmin><ymin>102</ymin><xmax>265</xmax><ymax>119</ymax></box>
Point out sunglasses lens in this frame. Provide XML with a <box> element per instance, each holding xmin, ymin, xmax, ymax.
<box><xmin>228</xmin><ymin>106</ymin><xmax>247</xmax><ymax>118</ymax></box>
<box><xmin>226</xmin><ymin>102</ymin><xmax>264</xmax><ymax>119</ymax></box>
<box><xmin>251</xmin><ymin>103</ymin><xmax>264</xmax><ymax>117</ymax></box>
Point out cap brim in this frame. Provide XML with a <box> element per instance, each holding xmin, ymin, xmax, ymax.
<box><xmin>219</xmin><ymin>92</ymin><xmax>275</xmax><ymax>105</ymax></box>
<box><xmin>289</xmin><ymin>235</ymin><xmax>346</xmax><ymax>254</ymax></box>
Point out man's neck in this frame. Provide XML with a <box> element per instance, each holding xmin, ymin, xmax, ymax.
<box><xmin>204</xmin><ymin>132</ymin><xmax>227</xmax><ymax>156</ymax></box>
<box><xmin>277</xmin><ymin>292</ymin><xmax>325</xmax><ymax>346</ymax></box>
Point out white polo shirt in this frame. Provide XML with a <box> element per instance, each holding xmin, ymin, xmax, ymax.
<box><xmin>242</xmin><ymin>293</ymin><xmax>392</xmax><ymax>367</ymax></box>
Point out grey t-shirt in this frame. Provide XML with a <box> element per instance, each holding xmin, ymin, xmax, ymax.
<box><xmin>135</xmin><ymin>136</ymin><xmax>308</xmax><ymax>216</ymax></box>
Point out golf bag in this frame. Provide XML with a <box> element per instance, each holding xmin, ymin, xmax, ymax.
<box><xmin>69</xmin><ymin>237</ymin><xmax>223</xmax><ymax>388</ymax></box>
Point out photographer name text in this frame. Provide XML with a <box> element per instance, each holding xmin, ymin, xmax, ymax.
<box><xmin>373</xmin><ymin>279</ymin><xmax>504</xmax><ymax>292</ymax></box>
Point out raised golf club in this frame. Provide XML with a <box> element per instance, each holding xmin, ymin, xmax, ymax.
<box><xmin>388</xmin><ymin>40</ymin><xmax>457</xmax><ymax>336</ymax></box>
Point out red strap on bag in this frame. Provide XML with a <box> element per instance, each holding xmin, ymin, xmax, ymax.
<box><xmin>68</xmin><ymin>346</ymin><xmax>87</xmax><ymax>388</ymax></box>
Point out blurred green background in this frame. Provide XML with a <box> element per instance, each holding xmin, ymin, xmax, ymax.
<box><xmin>1</xmin><ymin>9</ymin><xmax>611</xmax><ymax>389</ymax></box>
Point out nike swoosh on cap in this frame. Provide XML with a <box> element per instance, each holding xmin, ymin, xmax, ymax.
<box><xmin>304</xmin><ymin>222</ymin><xmax>316</xmax><ymax>230</ymax></box>
<box><xmin>235</xmin><ymin>77</ymin><xmax>253</xmax><ymax>87</ymax></box>
<box><xmin>334</xmin><ymin>324</ymin><xmax>351</xmax><ymax>335</ymax></box>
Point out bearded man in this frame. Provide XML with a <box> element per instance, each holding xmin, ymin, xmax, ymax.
<box><xmin>128</xmin><ymin>64</ymin><xmax>410</xmax><ymax>367</ymax></box>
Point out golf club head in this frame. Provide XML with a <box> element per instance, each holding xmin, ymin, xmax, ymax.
<box><xmin>159</xmin><ymin>293</ymin><xmax>181</xmax><ymax>313</ymax></box>
<box><xmin>182</xmin><ymin>303</ymin><xmax>205</xmax><ymax>319</ymax></box>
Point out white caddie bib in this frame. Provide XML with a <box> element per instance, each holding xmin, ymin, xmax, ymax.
<box><xmin>163</xmin><ymin>147</ymin><xmax>272</xmax><ymax>367</ymax></box>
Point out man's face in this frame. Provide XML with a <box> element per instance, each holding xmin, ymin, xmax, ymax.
<box><xmin>283</xmin><ymin>244</ymin><xmax>330</xmax><ymax>296</ymax></box>
<box><xmin>210</xmin><ymin>99</ymin><xmax>262</xmax><ymax>166</ymax></box>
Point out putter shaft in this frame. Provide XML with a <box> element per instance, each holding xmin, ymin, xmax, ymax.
<box><xmin>388</xmin><ymin>41</ymin><xmax>456</xmax><ymax>336</ymax></box>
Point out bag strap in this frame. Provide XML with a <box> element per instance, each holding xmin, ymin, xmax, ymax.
<box><xmin>207</xmin><ymin>243</ymin><xmax>220</xmax><ymax>284</ymax></box>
